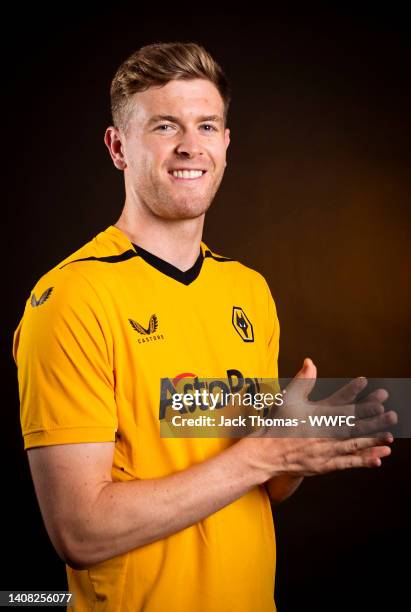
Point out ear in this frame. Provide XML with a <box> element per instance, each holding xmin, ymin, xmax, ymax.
<box><xmin>104</xmin><ymin>126</ymin><xmax>127</xmax><ymax>171</ymax></box>
<box><xmin>225</xmin><ymin>127</ymin><xmax>230</xmax><ymax>149</ymax></box>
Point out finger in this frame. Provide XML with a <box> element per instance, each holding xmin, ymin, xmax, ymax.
<box><xmin>350</xmin><ymin>410</ymin><xmax>398</xmax><ymax>437</ymax></box>
<box><xmin>314</xmin><ymin>399</ymin><xmax>380</xmax><ymax>421</ymax></box>
<box><xmin>332</xmin><ymin>444</ymin><xmax>392</xmax><ymax>470</ymax></box>
<box><xmin>355</xmin><ymin>388</ymin><xmax>389</xmax><ymax>418</ymax></box>
<box><xmin>353</xmin><ymin>445</ymin><xmax>392</xmax><ymax>464</ymax></box>
<box><xmin>361</xmin><ymin>388</ymin><xmax>389</xmax><ymax>403</ymax></box>
<box><xmin>333</xmin><ymin>432</ymin><xmax>394</xmax><ymax>455</ymax></box>
<box><xmin>313</xmin><ymin>399</ymin><xmax>379</xmax><ymax>424</ymax></box>
<box><xmin>355</xmin><ymin>400</ymin><xmax>385</xmax><ymax>419</ymax></box>
<box><xmin>333</xmin><ymin>405</ymin><xmax>397</xmax><ymax>438</ymax></box>
<box><xmin>311</xmin><ymin>408</ymin><xmax>392</xmax><ymax>439</ymax></box>
<box><xmin>320</xmin><ymin>377</ymin><xmax>368</xmax><ymax>406</ymax></box>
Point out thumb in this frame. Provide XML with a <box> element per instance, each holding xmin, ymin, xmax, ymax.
<box><xmin>295</xmin><ymin>357</ymin><xmax>317</xmax><ymax>380</ymax></box>
<box><xmin>285</xmin><ymin>357</ymin><xmax>317</xmax><ymax>402</ymax></box>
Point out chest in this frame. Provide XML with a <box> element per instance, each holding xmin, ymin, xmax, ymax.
<box><xmin>110</xmin><ymin>276</ymin><xmax>267</xmax><ymax>381</ymax></box>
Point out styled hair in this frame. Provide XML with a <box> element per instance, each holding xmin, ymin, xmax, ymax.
<box><xmin>110</xmin><ymin>41</ymin><xmax>231</xmax><ymax>133</ymax></box>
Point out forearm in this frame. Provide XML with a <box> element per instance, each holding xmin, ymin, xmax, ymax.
<box><xmin>64</xmin><ymin>441</ymin><xmax>273</xmax><ymax>568</ymax></box>
<box><xmin>264</xmin><ymin>474</ymin><xmax>304</xmax><ymax>505</ymax></box>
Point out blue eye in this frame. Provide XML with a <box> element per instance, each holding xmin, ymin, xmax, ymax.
<box><xmin>155</xmin><ymin>124</ymin><xmax>217</xmax><ymax>132</ymax></box>
<box><xmin>156</xmin><ymin>124</ymin><xmax>173</xmax><ymax>131</ymax></box>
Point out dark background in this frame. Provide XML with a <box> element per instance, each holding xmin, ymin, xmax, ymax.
<box><xmin>4</xmin><ymin>6</ymin><xmax>410</xmax><ymax>611</ymax></box>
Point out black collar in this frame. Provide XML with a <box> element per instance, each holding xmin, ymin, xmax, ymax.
<box><xmin>131</xmin><ymin>242</ymin><xmax>204</xmax><ymax>286</ymax></box>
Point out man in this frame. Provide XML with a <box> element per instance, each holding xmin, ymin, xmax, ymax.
<box><xmin>12</xmin><ymin>42</ymin><xmax>395</xmax><ymax>611</ymax></box>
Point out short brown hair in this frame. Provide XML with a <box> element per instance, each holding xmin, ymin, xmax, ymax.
<box><xmin>110</xmin><ymin>41</ymin><xmax>232</xmax><ymax>133</ymax></box>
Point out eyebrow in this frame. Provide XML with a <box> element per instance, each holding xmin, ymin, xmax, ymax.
<box><xmin>146</xmin><ymin>114</ymin><xmax>224</xmax><ymax>127</ymax></box>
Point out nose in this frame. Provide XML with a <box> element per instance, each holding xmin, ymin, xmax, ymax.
<box><xmin>175</xmin><ymin>129</ymin><xmax>203</xmax><ymax>158</ymax></box>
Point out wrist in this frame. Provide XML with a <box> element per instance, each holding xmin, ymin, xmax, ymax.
<box><xmin>233</xmin><ymin>438</ymin><xmax>285</xmax><ymax>485</ymax></box>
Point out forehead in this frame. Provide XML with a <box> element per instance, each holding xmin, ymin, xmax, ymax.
<box><xmin>129</xmin><ymin>78</ymin><xmax>224</xmax><ymax>123</ymax></box>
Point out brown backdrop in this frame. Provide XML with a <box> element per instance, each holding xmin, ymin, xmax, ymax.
<box><xmin>4</xmin><ymin>7</ymin><xmax>410</xmax><ymax>611</ymax></box>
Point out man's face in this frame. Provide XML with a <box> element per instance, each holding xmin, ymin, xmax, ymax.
<box><xmin>119</xmin><ymin>78</ymin><xmax>230</xmax><ymax>220</ymax></box>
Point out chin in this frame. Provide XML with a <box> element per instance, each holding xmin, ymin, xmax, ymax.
<box><xmin>163</xmin><ymin>208</ymin><xmax>208</xmax><ymax>221</ymax></box>
<box><xmin>156</xmin><ymin>199</ymin><xmax>211</xmax><ymax>221</ymax></box>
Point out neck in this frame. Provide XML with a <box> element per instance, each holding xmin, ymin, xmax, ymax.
<box><xmin>114</xmin><ymin>201</ymin><xmax>205</xmax><ymax>272</ymax></box>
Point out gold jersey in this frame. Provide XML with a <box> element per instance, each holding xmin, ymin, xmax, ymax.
<box><xmin>13</xmin><ymin>224</ymin><xmax>280</xmax><ymax>612</ymax></box>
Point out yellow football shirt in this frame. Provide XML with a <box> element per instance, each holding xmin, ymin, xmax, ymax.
<box><xmin>12</xmin><ymin>224</ymin><xmax>280</xmax><ymax>612</ymax></box>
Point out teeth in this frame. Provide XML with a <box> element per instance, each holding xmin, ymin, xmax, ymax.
<box><xmin>172</xmin><ymin>170</ymin><xmax>204</xmax><ymax>179</ymax></box>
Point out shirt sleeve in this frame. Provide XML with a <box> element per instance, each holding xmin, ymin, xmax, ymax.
<box><xmin>12</xmin><ymin>267</ymin><xmax>118</xmax><ymax>450</ymax></box>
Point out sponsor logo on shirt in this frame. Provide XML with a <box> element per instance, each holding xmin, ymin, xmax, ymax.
<box><xmin>129</xmin><ymin>314</ymin><xmax>165</xmax><ymax>343</ymax></box>
<box><xmin>30</xmin><ymin>287</ymin><xmax>54</xmax><ymax>307</ymax></box>
<box><xmin>159</xmin><ymin>369</ymin><xmax>265</xmax><ymax>420</ymax></box>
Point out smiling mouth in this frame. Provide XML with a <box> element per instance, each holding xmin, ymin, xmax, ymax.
<box><xmin>168</xmin><ymin>170</ymin><xmax>207</xmax><ymax>181</ymax></box>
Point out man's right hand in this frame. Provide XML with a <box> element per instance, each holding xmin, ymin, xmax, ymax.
<box><xmin>238</xmin><ymin>358</ymin><xmax>397</xmax><ymax>479</ymax></box>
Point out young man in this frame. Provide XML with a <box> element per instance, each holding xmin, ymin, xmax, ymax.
<box><xmin>12</xmin><ymin>42</ymin><xmax>394</xmax><ymax>611</ymax></box>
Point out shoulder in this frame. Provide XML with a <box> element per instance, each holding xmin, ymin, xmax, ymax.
<box><xmin>26</xmin><ymin>235</ymin><xmax>102</xmax><ymax>312</ymax></box>
<box><xmin>23</xmin><ymin>225</ymin><xmax>135</xmax><ymax>309</ymax></box>
<box><xmin>12</xmin><ymin>231</ymin><xmax>116</xmax><ymax>366</ymax></box>
<box><xmin>202</xmin><ymin>241</ymin><xmax>272</xmax><ymax>294</ymax></box>
<box><xmin>14</xmin><ymin>227</ymin><xmax>125</xmax><ymax>339</ymax></box>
